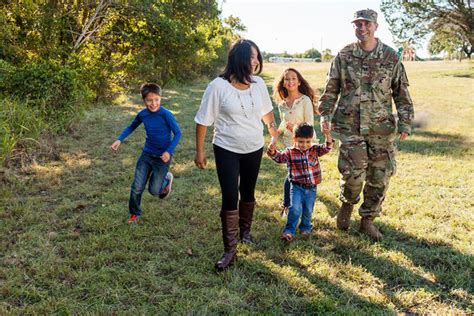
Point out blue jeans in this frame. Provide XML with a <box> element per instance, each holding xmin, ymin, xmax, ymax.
<box><xmin>129</xmin><ymin>152</ymin><xmax>171</xmax><ymax>215</ymax></box>
<box><xmin>283</xmin><ymin>183</ymin><xmax>317</xmax><ymax>235</ymax></box>
<box><xmin>283</xmin><ymin>176</ymin><xmax>290</xmax><ymax>207</ymax></box>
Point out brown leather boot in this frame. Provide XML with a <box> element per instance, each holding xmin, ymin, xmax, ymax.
<box><xmin>336</xmin><ymin>202</ymin><xmax>353</xmax><ymax>231</ymax></box>
<box><xmin>360</xmin><ymin>216</ymin><xmax>383</xmax><ymax>241</ymax></box>
<box><xmin>215</xmin><ymin>210</ymin><xmax>239</xmax><ymax>272</ymax></box>
<box><xmin>239</xmin><ymin>201</ymin><xmax>255</xmax><ymax>244</ymax></box>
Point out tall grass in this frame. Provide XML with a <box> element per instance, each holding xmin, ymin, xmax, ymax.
<box><xmin>1</xmin><ymin>61</ymin><xmax>473</xmax><ymax>314</ymax></box>
<box><xmin>0</xmin><ymin>60</ymin><xmax>95</xmax><ymax>165</ymax></box>
<box><xmin>0</xmin><ymin>98</ymin><xmax>46</xmax><ymax>163</ymax></box>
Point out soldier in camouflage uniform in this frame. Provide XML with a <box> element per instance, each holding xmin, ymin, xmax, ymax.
<box><xmin>318</xmin><ymin>9</ymin><xmax>414</xmax><ymax>241</ymax></box>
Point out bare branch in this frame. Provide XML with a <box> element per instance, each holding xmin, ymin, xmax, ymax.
<box><xmin>73</xmin><ymin>0</ymin><xmax>111</xmax><ymax>52</ymax></box>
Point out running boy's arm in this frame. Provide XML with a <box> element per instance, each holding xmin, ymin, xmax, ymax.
<box><xmin>166</xmin><ymin>113</ymin><xmax>182</xmax><ymax>154</ymax></box>
<box><xmin>161</xmin><ymin>111</ymin><xmax>182</xmax><ymax>163</ymax></box>
<box><xmin>111</xmin><ymin>140</ymin><xmax>121</xmax><ymax>151</ymax></box>
<box><xmin>110</xmin><ymin>114</ymin><xmax>142</xmax><ymax>151</ymax></box>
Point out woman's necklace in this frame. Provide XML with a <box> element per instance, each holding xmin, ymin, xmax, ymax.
<box><xmin>237</xmin><ymin>88</ymin><xmax>255</xmax><ymax>119</ymax></box>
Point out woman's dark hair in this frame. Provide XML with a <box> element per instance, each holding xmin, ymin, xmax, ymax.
<box><xmin>220</xmin><ymin>39</ymin><xmax>263</xmax><ymax>85</ymax></box>
<box><xmin>294</xmin><ymin>123</ymin><xmax>314</xmax><ymax>138</ymax></box>
<box><xmin>140</xmin><ymin>83</ymin><xmax>162</xmax><ymax>99</ymax></box>
<box><xmin>272</xmin><ymin>68</ymin><xmax>317</xmax><ymax>107</ymax></box>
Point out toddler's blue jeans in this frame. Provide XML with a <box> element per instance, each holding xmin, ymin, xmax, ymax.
<box><xmin>283</xmin><ymin>183</ymin><xmax>317</xmax><ymax>235</ymax></box>
<box><xmin>129</xmin><ymin>152</ymin><xmax>171</xmax><ymax>215</ymax></box>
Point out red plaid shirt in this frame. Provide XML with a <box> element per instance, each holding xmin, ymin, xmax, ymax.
<box><xmin>268</xmin><ymin>141</ymin><xmax>333</xmax><ymax>186</ymax></box>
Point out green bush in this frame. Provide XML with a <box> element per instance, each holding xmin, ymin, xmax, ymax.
<box><xmin>0</xmin><ymin>60</ymin><xmax>94</xmax><ymax>164</ymax></box>
<box><xmin>4</xmin><ymin>61</ymin><xmax>93</xmax><ymax>128</ymax></box>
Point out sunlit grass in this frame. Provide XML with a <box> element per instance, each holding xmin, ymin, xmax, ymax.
<box><xmin>1</xmin><ymin>61</ymin><xmax>473</xmax><ymax>313</ymax></box>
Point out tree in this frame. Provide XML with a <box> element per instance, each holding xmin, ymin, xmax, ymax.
<box><xmin>428</xmin><ymin>25</ymin><xmax>467</xmax><ymax>59</ymax></box>
<box><xmin>381</xmin><ymin>0</ymin><xmax>473</xmax><ymax>59</ymax></box>
<box><xmin>224</xmin><ymin>15</ymin><xmax>246</xmax><ymax>33</ymax></box>
<box><xmin>302</xmin><ymin>48</ymin><xmax>321</xmax><ymax>59</ymax></box>
<box><xmin>0</xmin><ymin>1</ymin><xmax>241</xmax><ymax>87</ymax></box>
<box><xmin>321</xmin><ymin>48</ymin><xmax>333</xmax><ymax>61</ymax></box>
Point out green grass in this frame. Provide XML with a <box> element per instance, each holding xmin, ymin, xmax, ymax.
<box><xmin>1</xmin><ymin>61</ymin><xmax>473</xmax><ymax>314</ymax></box>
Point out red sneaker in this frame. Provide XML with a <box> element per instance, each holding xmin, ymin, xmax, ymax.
<box><xmin>159</xmin><ymin>172</ymin><xmax>174</xmax><ymax>199</ymax></box>
<box><xmin>127</xmin><ymin>214</ymin><xmax>140</xmax><ymax>223</ymax></box>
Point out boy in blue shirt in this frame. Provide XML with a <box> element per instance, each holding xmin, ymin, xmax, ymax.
<box><xmin>111</xmin><ymin>83</ymin><xmax>181</xmax><ymax>223</ymax></box>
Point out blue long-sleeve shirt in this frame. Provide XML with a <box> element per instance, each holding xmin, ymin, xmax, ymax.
<box><xmin>117</xmin><ymin>106</ymin><xmax>181</xmax><ymax>156</ymax></box>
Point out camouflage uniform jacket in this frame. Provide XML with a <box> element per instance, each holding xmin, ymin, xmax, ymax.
<box><xmin>318</xmin><ymin>39</ymin><xmax>414</xmax><ymax>136</ymax></box>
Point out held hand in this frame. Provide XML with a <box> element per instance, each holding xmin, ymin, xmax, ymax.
<box><xmin>324</xmin><ymin>132</ymin><xmax>333</xmax><ymax>143</ymax></box>
<box><xmin>285</xmin><ymin>122</ymin><xmax>294</xmax><ymax>132</ymax></box>
<box><xmin>194</xmin><ymin>150</ymin><xmax>207</xmax><ymax>169</ymax></box>
<box><xmin>110</xmin><ymin>140</ymin><xmax>121</xmax><ymax>151</ymax></box>
<box><xmin>161</xmin><ymin>151</ymin><xmax>170</xmax><ymax>163</ymax></box>
<box><xmin>270</xmin><ymin>135</ymin><xmax>278</xmax><ymax>147</ymax></box>
<box><xmin>321</xmin><ymin>121</ymin><xmax>331</xmax><ymax>135</ymax></box>
<box><xmin>267</xmin><ymin>143</ymin><xmax>276</xmax><ymax>155</ymax></box>
<box><xmin>399</xmin><ymin>132</ymin><xmax>409</xmax><ymax>141</ymax></box>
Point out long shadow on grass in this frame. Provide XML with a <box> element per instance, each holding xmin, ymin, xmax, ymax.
<box><xmin>280</xmin><ymin>255</ymin><xmax>395</xmax><ymax>313</ymax></box>
<box><xmin>307</xmin><ymin>219</ymin><xmax>474</xmax><ymax>312</ymax></box>
<box><xmin>237</xmin><ymin>248</ymin><xmax>394</xmax><ymax>313</ymax></box>
<box><xmin>378</xmin><ymin>222</ymin><xmax>474</xmax><ymax>307</ymax></box>
<box><xmin>397</xmin><ymin>130</ymin><xmax>470</xmax><ymax>156</ymax></box>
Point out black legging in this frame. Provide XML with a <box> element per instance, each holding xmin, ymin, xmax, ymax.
<box><xmin>213</xmin><ymin>145</ymin><xmax>263</xmax><ymax>211</ymax></box>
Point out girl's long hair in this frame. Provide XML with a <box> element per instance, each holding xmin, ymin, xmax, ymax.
<box><xmin>272</xmin><ymin>68</ymin><xmax>318</xmax><ymax>112</ymax></box>
<box><xmin>220</xmin><ymin>39</ymin><xmax>263</xmax><ymax>85</ymax></box>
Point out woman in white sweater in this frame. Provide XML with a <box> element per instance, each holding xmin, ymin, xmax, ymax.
<box><xmin>194</xmin><ymin>39</ymin><xmax>279</xmax><ymax>272</ymax></box>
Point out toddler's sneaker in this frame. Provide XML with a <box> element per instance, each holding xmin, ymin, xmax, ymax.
<box><xmin>159</xmin><ymin>172</ymin><xmax>174</xmax><ymax>199</ymax></box>
<box><xmin>300</xmin><ymin>230</ymin><xmax>312</xmax><ymax>239</ymax></box>
<box><xmin>280</xmin><ymin>232</ymin><xmax>293</xmax><ymax>242</ymax></box>
<box><xmin>127</xmin><ymin>214</ymin><xmax>140</xmax><ymax>223</ymax></box>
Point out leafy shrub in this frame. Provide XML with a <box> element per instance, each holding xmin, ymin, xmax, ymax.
<box><xmin>0</xmin><ymin>60</ymin><xmax>94</xmax><ymax>164</ymax></box>
<box><xmin>4</xmin><ymin>61</ymin><xmax>93</xmax><ymax>129</ymax></box>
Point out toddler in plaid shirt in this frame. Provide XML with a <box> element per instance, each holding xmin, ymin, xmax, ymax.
<box><xmin>267</xmin><ymin>123</ymin><xmax>333</xmax><ymax>241</ymax></box>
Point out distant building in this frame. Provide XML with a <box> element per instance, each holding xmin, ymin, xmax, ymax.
<box><xmin>269</xmin><ymin>57</ymin><xmax>317</xmax><ymax>63</ymax></box>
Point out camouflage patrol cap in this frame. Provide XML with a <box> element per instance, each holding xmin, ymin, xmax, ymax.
<box><xmin>352</xmin><ymin>9</ymin><xmax>378</xmax><ymax>23</ymax></box>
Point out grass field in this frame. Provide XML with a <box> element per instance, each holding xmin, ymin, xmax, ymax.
<box><xmin>1</xmin><ymin>61</ymin><xmax>473</xmax><ymax>314</ymax></box>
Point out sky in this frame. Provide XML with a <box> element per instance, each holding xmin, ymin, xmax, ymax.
<box><xmin>220</xmin><ymin>0</ymin><xmax>429</xmax><ymax>57</ymax></box>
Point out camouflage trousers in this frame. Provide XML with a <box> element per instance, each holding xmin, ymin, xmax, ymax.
<box><xmin>337</xmin><ymin>133</ymin><xmax>397</xmax><ymax>217</ymax></box>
